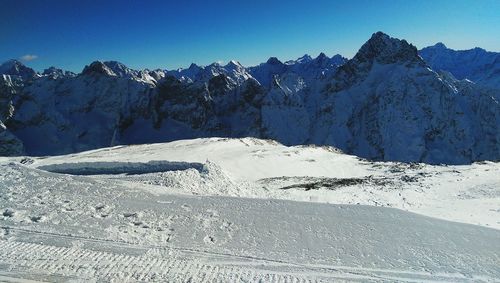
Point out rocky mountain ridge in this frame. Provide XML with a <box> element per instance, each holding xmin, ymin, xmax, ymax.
<box><xmin>0</xmin><ymin>32</ymin><xmax>498</xmax><ymax>164</ymax></box>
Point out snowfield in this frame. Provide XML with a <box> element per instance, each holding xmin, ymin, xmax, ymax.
<box><xmin>1</xmin><ymin>137</ymin><xmax>499</xmax><ymax>282</ymax></box>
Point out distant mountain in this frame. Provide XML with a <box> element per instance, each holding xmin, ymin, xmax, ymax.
<box><xmin>248</xmin><ymin>53</ymin><xmax>347</xmax><ymax>87</ymax></box>
<box><xmin>166</xmin><ymin>60</ymin><xmax>252</xmax><ymax>85</ymax></box>
<box><xmin>0</xmin><ymin>32</ymin><xmax>498</xmax><ymax>164</ymax></box>
<box><xmin>0</xmin><ymin>60</ymin><xmax>37</xmax><ymax>81</ymax></box>
<box><xmin>420</xmin><ymin>43</ymin><xmax>500</xmax><ymax>90</ymax></box>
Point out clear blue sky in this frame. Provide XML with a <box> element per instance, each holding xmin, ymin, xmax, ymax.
<box><xmin>1</xmin><ymin>0</ymin><xmax>499</xmax><ymax>72</ymax></box>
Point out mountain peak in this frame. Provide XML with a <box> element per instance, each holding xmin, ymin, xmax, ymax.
<box><xmin>42</xmin><ymin>66</ymin><xmax>64</xmax><ymax>78</ymax></box>
<box><xmin>0</xmin><ymin>59</ymin><xmax>36</xmax><ymax>80</ymax></box>
<box><xmin>1</xmin><ymin>59</ymin><xmax>22</xmax><ymax>67</ymax></box>
<box><xmin>296</xmin><ymin>54</ymin><xmax>313</xmax><ymax>63</ymax></box>
<box><xmin>433</xmin><ymin>42</ymin><xmax>447</xmax><ymax>49</ymax></box>
<box><xmin>102</xmin><ymin>61</ymin><xmax>135</xmax><ymax>77</ymax></box>
<box><xmin>266</xmin><ymin>57</ymin><xmax>283</xmax><ymax>65</ymax></box>
<box><xmin>354</xmin><ymin>31</ymin><xmax>420</xmax><ymax>64</ymax></box>
<box><xmin>81</xmin><ymin>61</ymin><xmax>117</xmax><ymax>76</ymax></box>
<box><xmin>188</xmin><ymin>63</ymin><xmax>201</xmax><ymax>70</ymax></box>
<box><xmin>331</xmin><ymin>32</ymin><xmax>424</xmax><ymax>91</ymax></box>
<box><xmin>330</xmin><ymin>54</ymin><xmax>348</xmax><ymax>65</ymax></box>
<box><xmin>316</xmin><ymin>52</ymin><xmax>328</xmax><ymax>59</ymax></box>
<box><xmin>226</xmin><ymin>60</ymin><xmax>242</xmax><ymax>68</ymax></box>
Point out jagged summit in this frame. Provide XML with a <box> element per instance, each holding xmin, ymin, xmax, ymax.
<box><xmin>315</xmin><ymin>52</ymin><xmax>329</xmax><ymax>62</ymax></box>
<box><xmin>353</xmin><ymin>31</ymin><xmax>421</xmax><ymax>64</ymax></box>
<box><xmin>225</xmin><ymin>60</ymin><xmax>243</xmax><ymax>68</ymax></box>
<box><xmin>296</xmin><ymin>54</ymin><xmax>313</xmax><ymax>63</ymax></box>
<box><xmin>432</xmin><ymin>42</ymin><xmax>447</xmax><ymax>49</ymax></box>
<box><xmin>188</xmin><ymin>63</ymin><xmax>201</xmax><ymax>70</ymax></box>
<box><xmin>330</xmin><ymin>54</ymin><xmax>347</xmax><ymax>65</ymax></box>
<box><xmin>80</xmin><ymin>61</ymin><xmax>144</xmax><ymax>78</ymax></box>
<box><xmin>0</xmin><ymin>59</ymin><xmax>22</xmax><ymax>69</ymax></box>
<box><xmin>266</xmin><ymin>57</ymin><xmax>283</xmax><ymax>65</ymax></box>
<box><xmin>330</xmin><ymin>32</ymin><xmax>422</xmax><ymax>90</ymax></box>
<box><xmin>0</xmin><ymin>59</ymin><xmax>36</xmax><ymax>80</ymax></box>
<box><xmin>81</xmin><ymin>61</ymin><xmax>117</xmax><ymax>76</ymax></box>
<box><xmin>42</xmin><ymin>66</ymin><xmax>62</xmax><ymax>75</ymax></box>
<box><xmin>102</xmin><ymin>61</ymin><xmax>135</xmax><ymax>77</ymax></box>
<box><xmin>419</xmin><ymin>41</ymin><xmax>500</xmax><ymax>89</ymax></box>
<box><xmin>42</xmin><ymin>66</ymin><xmax>73</xmax><ymax>79</ymax></box>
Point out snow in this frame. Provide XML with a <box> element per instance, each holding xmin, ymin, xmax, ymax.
<box><xmin>0</xmin><ymin>137</ymin><xmax>499</xmax><ymax>281</ymax></box>
<box><xmin>26</xmin><ymin>137</ymin><xmax>500</xmax><ymax>229</ymax></box>
<box><xmin>1</xmin><ymin>137</ymin><xmax>500</xmax><ymax>281</ymax></box>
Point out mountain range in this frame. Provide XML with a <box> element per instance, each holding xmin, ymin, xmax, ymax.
<box><xmin>0</xmin><ymin>32</ymin><xmax>499</xmax><ymax>164</ymax></box>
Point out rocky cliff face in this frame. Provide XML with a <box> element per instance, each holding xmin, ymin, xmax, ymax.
<box><xmin>0</xmin><ymin>32</ymin><xmax>499</xmax><ymax>164</ymax></box>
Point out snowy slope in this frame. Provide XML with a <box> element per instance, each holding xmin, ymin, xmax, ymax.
<box><xmin>1</xmin><ymin>137</ymin><xmax>500</xmax><ymax>281</ymax></box>
<box><xmin>25</xmin><ymin>137</ymin><xmax>500</xmax><ymax>229</ymax></box>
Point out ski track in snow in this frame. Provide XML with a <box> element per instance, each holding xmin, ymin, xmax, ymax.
<box><xmin>1</xmin><ymin>231</ymin><xmax>495</xmax><ymax>283</ymax></box>
<box><xmin>1</xmin><ymin>138</ymin><xmax>500</xmax><ymax>282</ymax></box>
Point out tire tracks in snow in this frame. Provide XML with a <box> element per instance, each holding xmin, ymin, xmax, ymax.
<box><xmin>0</xmin><ymin>226</ymin><xmax>486</xmax><ymax>282</ymax></box>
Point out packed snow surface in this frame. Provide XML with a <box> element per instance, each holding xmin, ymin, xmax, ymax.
<box><xmin>1</xmin><ymin>137</ymin><xmax>499</xmax><ymax>282</ymax></box>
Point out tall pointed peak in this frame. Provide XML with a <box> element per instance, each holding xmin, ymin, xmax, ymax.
<box><xmin>1</xmin><ymin>59</ymin><xmax>22</xmax><ymax>67</ymax></box>
<box><xmin>331</xmin><ymin>32</ymin><xmax>424</xmax><ymax>91</ymax></box>
<box><xmin>433</xmin><ymin>42</ymin><xmax>447</xmax><ymax>49</ymax></box>
<box><xmin>188</xmin><ymin>63</ymin><xmax>201</xmax><ymax>70</ymax></box>
<box><xmin>42</xmin><ymin>66</ymin><xmax>63</xmax><ymax>76</ymax></box>
<box><xmin>316</xmin><ymin>52</ymin><xmax>328</xmax><ymax>60</ymax></box>
<box><xmin>81</xmin><ymin>61</ymin><xmax>117</xmax><ymax>76</ymax></box>
<box><xmin>297</xmin><ymin>54</ymin><xmax>313</xmax><ymax>63</ymax></box>
<box><xmin>266</xmin><ymin>57</ymin><xmax>282</xmax><ymax>65</ymax></box>
<box><xmin>226</xmin><ymin>60</ymin><xmax>242</xmax><ymax>68</ymax></box>
<box><xmin>101</xmin><ymin>61</ymin><xmax>138</xmax><ymax>78</ymax></box>
<box><xmin>102</xmin><ymin>60</ymin><xmax>130</xmax><ymax>71</ymax></box>
<box><xmin>0</xmin><ymin>59</ymin><xmax>36</xmax><ymax>80</ymax></box>
<box><xmin>354</xmin><ymin>31</ymin><xmax>420</xmax><ymax>64</ymax></box>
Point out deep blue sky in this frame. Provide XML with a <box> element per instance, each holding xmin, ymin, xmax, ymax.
<box><xmin>2</xmin><ymin>0</ymin><xmax>499</xmax><ymax>72</ymax></box>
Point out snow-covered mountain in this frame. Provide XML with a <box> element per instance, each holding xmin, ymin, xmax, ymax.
<box><xmin>0</xmin><ymin>60</ymin><xmax>37</xmax><ymax>81</ymax></box>
<box><xmin>420</xmin><ymin>42</ymin><xmax>500</xmax><ymax>90</ymax></box>
<box><xmin>247</xmin><ymin>53</ymin><xmax>346</xmax><ymax>88</ymax></box>
<box><xmin>313</xmin><ymin>32</ymin><xmax>499</xmax><ymax>164</ymax></box>
<box><xmin>167</xmin><ymin>60</ymin><xmax>252</xmax><ymax>85</ymax></box>
<box><xmin>0</xmin><ymin>32</ymin><xmax>498</xmax><ymax>164</ymax></box>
